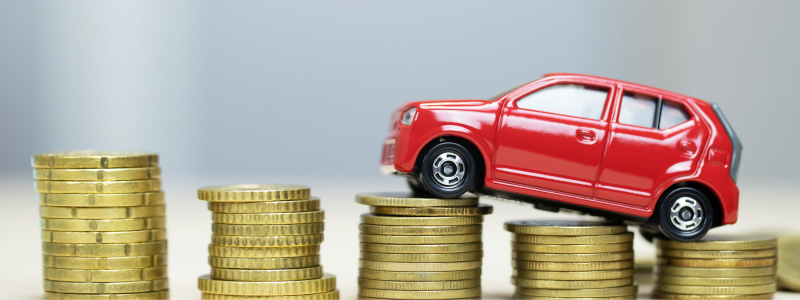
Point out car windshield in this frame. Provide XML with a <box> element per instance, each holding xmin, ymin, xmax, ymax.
<box><xmin>487</xmin><ymin>82</ymin><xmax>531</xmax><ymax>101</ymax></box>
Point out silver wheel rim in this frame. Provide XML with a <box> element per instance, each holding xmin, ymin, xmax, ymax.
<box><xmin>431</xmin><ymin>151</ymin><xmax>466</xmax><ymax>186</ymax></box>
<box><xmin>669</xmin><ymin>196</ymin><xmax>703</xmax><ymax>231</ymax></box>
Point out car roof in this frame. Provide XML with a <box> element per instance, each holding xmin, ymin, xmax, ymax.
<box><xmin>542</xmin><ymin>73</ymin><xmax>706</xmax><ymax>104</ymax></box>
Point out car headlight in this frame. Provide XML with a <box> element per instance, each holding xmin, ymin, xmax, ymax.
<box><xmin>401</xmin><ymin>107</ymin><xmax>417</xmax><ymax>126</ymax></box>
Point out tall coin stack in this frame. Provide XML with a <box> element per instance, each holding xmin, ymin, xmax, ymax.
<box><xmin>197</xmin><ymin>184</ymin><xmax>339</xmax><ymax>300</ymax></box>
<box><xmin>33</xmin><ymin>151</ymin><xmax>169</xmax><ymax>300</ymax></box>
<box><xmin>653</xmin><ymin>236</ymin><xmax>778</xmax><ymax>300</ymax></box>
<box><xmin>504</xmin><ymin>220</ymin><xmax>637</xmax><ymax>300</ymax></box>
<box><xmin>355</xmin><ymin>192</ymin><xmax>492</xmax><ymax>300</ymax></box>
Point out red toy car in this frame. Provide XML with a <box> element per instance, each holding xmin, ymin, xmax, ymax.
<box><xmin>380</xmin><ymin>73</ymin><xmax>742</xmax><ymax>242</ymax></box>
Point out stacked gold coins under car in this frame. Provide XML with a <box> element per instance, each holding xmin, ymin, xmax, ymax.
<box><xmin>653</xmin><ymin>236</ymin><xmax>778</xmax><ymax>300</ymax></box>
<box><xmin>197</xmin><ymin>184</ymin><xmax>339</xmax><ymax>300</ymax></box>
<box><xmin>504</xmin><ymin>220</ymin><xmax>637</xmax><ymax>300</ymax></box>
<box><xmin>355</xmin><ymin>192</ymin><xmax>492</xmax><ymax>300</ymax></box>
<box><xmin>33</xmin><ymin>151</ymin><xmax>169</xmax><ymax>300</ymax></box>
<box><xmin>778</xmin><ymin>236</ymin><xmax>800</xmax><ymax>292</ymax></box>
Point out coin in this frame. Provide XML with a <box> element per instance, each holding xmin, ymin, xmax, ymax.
<box><xmin>359</xmin><ymin>224</ymin><xmax>481</xmax><ymax>236</ymax></box>
<box><xmin>210</xmin><ymin>266</ymin><xmax>323</xmax><ymax>281</ymax></box>
<box><xmin>358</xmin><ymin>268</ymin><xmax>481</xmax><ymax>281</ymax></box>
<box><xmin>360</xmin><ymin>251</ymin><xmax>483</xmax><ymax>262</ymax></box>
<box><xmin>211</xmin><ymin>234</ymin><xmax>323</xmax><ymax>247</ymax></box>
<box><xmin>212</xmin><ymin>223</ymin><xmax>324</xmax><ymax>236</ymax></box>
<box><xmin>512</xmin><ymin>277</ymin><xmax>633</xmax><ymax>289</ymax></box>
<box><xmin>208</xmin><ymin>198</ymin><xmax>321</xmax><ymax>213</ymax></box>
<box><xmin>208</xmin><ymin>245</ymin><xmax>320</xmax><ymax>258</ymax></box>
<box><xmin>369</xmin><ymin>204</ymin><xmax>492</xmax><ymax>216</ymax></box>
<box><xmin>359</xmin><ymin>233</ymin><xmax>481</xmax><ymax>244</ymax></box>
<box><xmin>513</xmin><ymin>260</ymin><xmax>634</xmax><ymax>271</ymax></box>
<box><xmin>40</xmin><ymin>205</ymin><xmax>166</xmax><ymax>219</ymax></box>
<box><xmin>44</xmin><ymin>291</ymin><xmax>170</xmax><ymax>300</ymax></box>
<box><xmin>201</xmin><ymin>290</ymin><xmax>340</xmax><ymax>300</ymax></box>
<box><xmin>32</xmin><ymin>151</ymin><xmax>158</xmax><ymax>169</ymax></box>
<box><xmin>512</xmin><ymin>232</ymin><xmax>633</xmax><ymax>244</ymax></box>
<box><xmin>197</xmin><ymin>273</ymin><xmax>335</xmax><ymax>296</ymax></box>
<box><xmin>512</xmin><ymin>242</ymin><xmax>633</xmax><ymax>253</ymax></box>
<box><xmin>41</xmin><ymin>217</ymin><xmax>166</xmax><ymax>232</ymax></box>
<box><xmin>656</xmin><ymin>275</ymin><xmax>777</xmax><ymax>286</ymax></box>
<box><xmin>355</xmin><ymin>192</ymin><xmax>479</xmax><ymax>207</ymax></box>
<box><xmin>42</xmin><ymin>241</ymin><xmax>167</xmax><ymax>257</ymax></box>
<box><xmin>513</xmin><ymin>251</ymin><xmax>634</xmax><ymax>262</ymax></box>
<box><xmin>777</xmin><ymin>236</ymin><xmax>800</xmax><ymax>292</ymax></box>
<box><xmin>359</xmin><ymin>242</ymin><xmax>482</xmax><ymax>253</ymax></box>
<box><xmin>513</xmin><ymin>269</ymin><xmax>635</xmax><ymax>281</ymax></box>
<box><xmin>655</xmin><ymin>235</ymin><xmax>777</xmax><ymax>251</ymax></box>
<box><xmin>42</xmin><ymin>229</ymin><xmax>167</xmax><ymax>244</ymax></box>
<box><xmin>39</xmin><ymin>192</ymin><xmax>165</xmax><ymax>207</ymax></box>
<box><xmin>515</xmin><ymin>284</ymin><xmax>637</xmax><ymax>297</ymax></box>
<box><xmin>657</xmin><ymin>248</ymin><xmax>777</xmax><ymax>259</ymax></box>
<box><xmin>504</xmin><ymin>220</ymin><xmax>627</xmax><ymax>236</ymax></box>
<box><xmin>359</xmin><ymin>260</ymin><xmax>481</xmax><ymax>272</ymax></box>
<box><xmin>651</xmin><ymin>292</ymin><xmax>774</xmax><ymax>300</ymax></box>
<box><xmin>361</xmin><ymin>214</ymin><xmax>483</xmax><ymax>226</ymax></box>
<box><xmin>43</xmin><ymin>266</ymin><xmax>168</xmax><ymax>282</ymax></box>
<box><xmin>357</xmin><ymin>277</ymin><xmax>480</xmax><ymax>290</ymax></box>
<box><xmin>43</xmin><ymin>255</ymin><xmax>167</xmax><ymax>270</ymax></box>
<box><xmin>36</xmin><ymin>180</ymin><xmax>161</xmax><ymax>194</ymax></box>
<box><xmin>512</xmin><ymin>295</ymin><xmax>632</xmax><ymax>300</ymax></box>
<box><xmin>34</xmin><ymin>167</ymin><xmax>161</xmax><ymax>181</ymax></box>
<box><xmin>656</xmin><ymin>283</ymin><xmax>776</xmax><ymax>295</ymax></box>
<box><xmin>43</xmin><ymin>278</ymin><xmax>169</xmax><ymax>294</ymax></box>
<box><xmin>208</xmin><ymin>256</ymin><xmax>320</xmax><ymax>269</ymax></box>
<box><xmin>357</xmin><ymin>287</ymin><xmax>481</xmax><ymax>299</ymax></box>
<box><xmin>656</xmin><ymin>257</ymin><xmax>777</xmax><ymax>268</ymax></box>
<box><xmin>655</xmin><ymin>265</ymin><xmax>777</xmax><ymax>277</ymax></box>
<box><xmin>198</xmin><ymin>184</ymin><xmax>311</xmax><ymax>202</ymax></box>
<box><xmin>212</xmin><ymin>211</ymin><xmax>324</xmax><ymax>225</ymax></box>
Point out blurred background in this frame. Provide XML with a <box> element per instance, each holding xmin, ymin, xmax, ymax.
<box><xmin>2</xmin><ymin>1</ymin><xmax>799</xmax><ymax>299</ymax></box>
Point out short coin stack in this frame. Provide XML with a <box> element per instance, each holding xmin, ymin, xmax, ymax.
<box><xmin>504</xmin><ymin>220</ymin><xmax>637</xmax><ymax>300</ymax></box>
<box><xmin>197</xmin><ymin>184</ymin><xmax>339</xmax><ymax>300</ymax></box>
<box><xmin>33</xmin><ymin>151</ymin><xmax>169</xmax><ymax>300</ymax></box>
<box><xmin>653</xmin><ymin>236</ymin><xmax>778</xmax><ymax>300</ymax></box>
<box><xmin>355</xmin><ymin>192</ymin><xmax>492</xmax><ymax>300</ymax></box>
<box><xmin>778</xmin><ymin>236</ymin><xmax>800</xmax><ymax>292</ymax></box>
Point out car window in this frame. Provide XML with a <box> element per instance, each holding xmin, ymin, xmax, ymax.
<box><xmin>659</xmin><ymin>100</ymin><xmax>690</xmax><ymax>129</ymax></box>
<box><xmin>619</xmin><ymin>92</ymin><xmax>657</xmax><ymax>128</ymax></box>
<box><xmin>515</xmin><ymin>84</ymin><xmax>608</xmax><ymax>120</ymax></box>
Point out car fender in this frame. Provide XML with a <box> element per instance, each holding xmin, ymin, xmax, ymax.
<box><xmin>412</xmin><ymin>125</ymin><xmax>494</xmax><ymax>176</ymax></box>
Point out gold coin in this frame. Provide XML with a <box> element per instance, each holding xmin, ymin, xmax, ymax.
<box><xmin>656</xmin><ymin>275</ymin><xmax>777</xmax><ymax>286</ymax></box>
<box><xmin>778</xmin><ymin>236</ymin><xmax>800</xmax><ymax>292</ymax></box>
<box><xmin>41</xmin><ymin>217</ymin><xmax>166</xmax><ymax>232</ymax></box>
<box><xmin>211</xmin><ymin>234</ymin><xmax>323</xmax><ymax>247</ymax></box>
<box><xmin>355</xmin><ymin>192</ymin><xmax>479</xmax><ymax>207</ymax></box>
<box><xmin>36</xmin><ymin>180</ymin><xmax>161</xmax><ymax>194</ymax></box>
<box><xmin>512</xmin><ymin>277</ymin><xmax>633</xmax><ymax>289</ymax></box>
<box><xmin>656</xmin><ymin>283</ymin><xmax>776</xmax><ymax>295</ymax></box>
<box><xmin>655</xmin><ymin>235</ymin><xmax>777</xmax><ymax>251</ymax></box>
<box><xmin>358</xmin><ymin>277</ymin><xmax>480</xmax><ymax>290</ymax></box>
<box><xmin>208</xmin><ymin>198</ymin><xmax>321</xmax><ymax>213</ymax></box>
<box><xmin>43</xmin><ymin>278</ymin><xmax>169</xmax><ymax>294</ymax></box>
<box><xmin>43</xmin><ymin>255</ymin><xmax>167</xmax><ymax>269</ymax></box>
<box><xmin>44</xmin><ymin>290</ymin><xmax>170</xmax><ymax>300</ymax></box>
<box><xmin>43</xmin><ymin>266</ymin><xmax>168</xmax><ymax>282</ymax></box>
<box><xmin>34</xmin><ymin>167</ymin><xmax>160</xmax><ymax>181</ymax></box>
<box><xmin>211</xmin><ymin>266</ymin><xmax>323</xmax><ymax>281</ymax></box>
<box><xmin>359</xmin><ymin>233</ymin><xmax>481</xmax><ymax>244</ymax></box>
<box><xmin>359</xmin><ymin>260</ymin><xmax>481</xmax><ymax>272</ymax></box>
<box><xmin>42</xmin><ymin>241</ymin><xmax>167</xmax><ymax>257</ymax></box>
<box><xmin>360</xmin><ymin>251</ymin><xmax>483</xmax><ymax>262</ymax></box>
<box><xmin>358</xmin><ymin>287</ymin><xmax>480</xmax><ymax>299</ymax></box>
<box><xmin>212</xmin><ymin>211</ymin><xmax>324</xmax><ymax>225</ymax></box>
<box><xmin>515</xmin><ymin>284</ymin><xmax>637</xmax><ymax>297</ymax></box>
<box><xmin>359</xmin><ymin>242</ymin><xmax>482</xmax><ymax>253</ymax></box>
<box><xmin>513</xmin><ymin>269</ymin><xmax>635</xmax><ymax>280</ymax></box>
<box><xmin>32</xmin><ymin>151</ymin><xmax>158</xmax><ymax>169</ymax></box>
<box><xmin>657</xmin><ymin>248</ymin><xmax>777</xmax><ymax>259</ymax></box>
<box><xmin>512</xmin><ymin>295</ymin><xmax>631</xmax><ymax>300</ymax></box>
<box><xmin>513</xmin><ymin>259</ymin><xmax>633</xmax><ymax>271</ymax></box>
<box><xmin>208</xmin><ymin>245</ymin><xmax>319</xmax><ymax>258</ymax></box>
<box><xmin>359</xmin><ymin>224</ymin><xmax>481</xmax><ymax>235</ymax></box>
<box><xmin>358</xmin><ymin>268</ymin><xmax>481</xmax><ymax>281</ymax></box>
<box><xmin>40</xmin><ymin>205</ymin><xmax>166</xmax><ymax>219</ymax></box>
<box><xmin>208</xmin><ymin>256</ymin><xmax>319</xmax><ymax>269</ymax></box>
<box><xmin>513</xmin><ymin>251</ymin><xmax>634</xmax><ymax>262</ymax></box>
<box><xmin>655</xmin><ymin>265</ymin><xmax>777</xmax><ymax>277</ymax></box>
<box><xmin>39</xmin><ymin>192</ymin><xmax>165</xmax><ymax>207</ymax></box>
<box><xmin>512</xmin><ymin>242</ymin><xmax>632</xmax><ymax>253</ymax></box>
<box><xmin>212</xmin><ymin>223</ymin><xmax>324</xmax><ymax>236</ymax></box>
<box><xmin>197</xmin><ymin>273</ymin><xmax>335</xmax><ymax>296</ymax></box>
<box><xmin>369</xmin><ymin>204</ymin><xmax>492</xmax><ymax>216</ymax></box>
<box><xmin>504</xmin><ymin>220</ymin><xmax>627</xmax><ymax>236</ymax></box>
<box><xmin>361</xmin><ymin>214</ymin><xmax>483</xmax><ymax>226</ymax></box>
<box><xmin>652</xmin><ymin>292</ymin><xmax>774</xmax><ymax>300</ymax></box>
<box><xmin>512</xmin><ymin>232</ymin><xmax>633</xmax><ymax>244</ymax></box>
<box><xmin>201</xmin><ymin>290</ymin><xmax>340</xmax><ymax>300</ymax></box>
<box><xmin>42</xmin><ymin>229</ymin><xmax>167</xmax><ymax>244</ymax></box>
<box><xmin>657</xmin><ymin>257</ymin><xmax>777</xmax><ymax>268</ymax></box>
<box><xmin>198</xmin><ymin>184</ymin><xmax>310</xmax><ymax>202</ymax></box>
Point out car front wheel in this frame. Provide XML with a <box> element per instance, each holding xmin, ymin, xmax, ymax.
<box><xmin>657</xmin><ymin>187</ymin><xmax>714</xmax><ymax>242</ymax></box>
<box><xmin>418</xmin><ymin>142</ymin><xmax>476</xmax><ymax>199</ymax></box>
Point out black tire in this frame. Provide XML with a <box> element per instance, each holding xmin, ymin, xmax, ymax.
<box><xmin>657</xmin><ymin>187</ymin><xmax>714</xmax><ymax>242</ymax></box>
<box><xmin>418</xmin><ymin>142</ymin><xmax>476</xmax><ymax>198</ymax></box>
<box><xmin>406</xmin><ymin>177</ymin><xmax>433</xmax><ymax>197</ymax></box>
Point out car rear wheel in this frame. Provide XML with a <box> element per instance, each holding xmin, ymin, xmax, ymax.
<box><xmin>657</xmin><ymin>187</ymin><xmax>714</xmax><ymax>242</ymax></box>
<box><xmin>418</xmin><ymin>142</ymin><xmax>476</xmax><ymax>199</ymax></box>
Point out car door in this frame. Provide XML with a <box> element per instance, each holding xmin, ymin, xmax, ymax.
<box><xmin>493</xmin><ymin>82</ymin><xmax>614</xmax><ymax>197</ymax></box>
<box><xmin>595</xmin><ymin>89</ymin><xmax>708</xmax><ymax>207</ymax></box>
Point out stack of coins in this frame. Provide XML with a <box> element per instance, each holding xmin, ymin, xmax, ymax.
<box><xmin>355</xmin><ymin>192</ymin><xmax>492</xmax><ymax>300</ymax></box>
<box><xmin>196</xmin><ymin>184</ymin><xmax>339</xmax><ymax>300</ymax></box>
<box><xmin>33</xmin><ymin>151</ymin><xmax>169</xmax><ymax>300</ymax></box>
<box><xmin>653</xmin><ymin>236</ymin><xmax>778</xmax><ymax>300</ymax></box>
<box><xmin>778</xmin><ymin>236</ymin><xmax>800</xmax><ymax>292</ymax></box>
<box><xmin>504</xmin><ymin>220</ymin><xmax>637</xmax><ymax>300</ymax></box>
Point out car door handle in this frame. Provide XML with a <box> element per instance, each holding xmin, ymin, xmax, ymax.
<box><xmin>679</xmin><ymin>141</ymin><xmax>697</xmax><ymax>152</ymax></box>
<box><xmin>576</xmin><ymin>129</ymin><xmax>596</xmax><ymax>141</ymax></box>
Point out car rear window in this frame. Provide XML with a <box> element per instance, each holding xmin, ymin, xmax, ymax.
<box><xmin>660</xmin><ymin>101</ymin><xmax>690</xmax><ymax>129</ymax></box>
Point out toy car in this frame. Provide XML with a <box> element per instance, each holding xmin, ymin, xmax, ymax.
<box><xmin>380</xmin><ymin>73</ymin><xmax>741</xmax><ymax>242</ymax></box>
